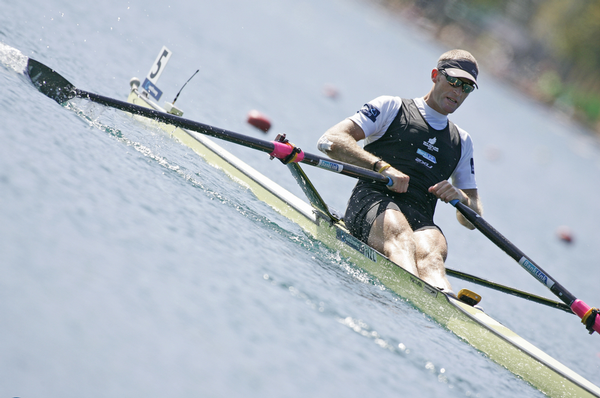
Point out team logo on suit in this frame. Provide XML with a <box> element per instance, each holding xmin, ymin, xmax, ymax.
<box><xmin>358</xmin><ymin>103</ymin><xmax>381</xmax><ymax>122</ymax></box>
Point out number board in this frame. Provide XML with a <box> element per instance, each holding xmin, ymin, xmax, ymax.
<box><xmin>142</xmin><ymin>46</ymin><xmax>172</xmax><ymax>101</ymax></box>
<box><xmin>147</xmin><ymin>46</ymin><xmax>172</xmax><ymax>84</ymax></box>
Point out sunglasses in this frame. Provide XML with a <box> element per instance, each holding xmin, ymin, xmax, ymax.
<box><xmin>439</xmin><ymin>69</ymin><xmax>476</xmax><ymax>94</ymax></box>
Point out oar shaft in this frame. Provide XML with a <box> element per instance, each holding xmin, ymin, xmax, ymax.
<box><xmin>75</xmin><ymin>89</ymin><xmax>390</xmax><ymax>185</ymax></box>
<box><xmin>451</xmin><ymin>200</ymin><xmax>575</xmax><ymax>304</ymax></box>
<box><xmin>77</xmin><ymin>89</ymin><xmax>275</xmax><ymax>151</ymax></box>
<box><xmin>445</xmin><ymin>268</ymin><xmax>572</xmax><ymax>312</ymax></box>
<box><xmin>300</xmin><ymin>151</ymin><xmax>389</xmax><ymax>184</ymax></box>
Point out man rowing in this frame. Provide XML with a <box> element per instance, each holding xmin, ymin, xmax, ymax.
<box><xmin>318</xmin><ymin>49</ymin><xmax>483</xmax><ymax>293</ymax></box>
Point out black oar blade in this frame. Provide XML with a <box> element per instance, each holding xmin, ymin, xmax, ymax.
<box><xmin>26</xmin><ymin>58</ymin><xmax>77</xmax><ymax>104</ymax></box>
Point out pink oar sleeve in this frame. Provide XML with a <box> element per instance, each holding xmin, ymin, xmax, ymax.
<box><xmin>571</xmin><ymin>300</ymin><xmax>600</xmax><ymax>334</ymax></box>
<box><xmin>269</xmin><ymin>141</ymin><xmax>305</xmax><ymax>163</ymax></box>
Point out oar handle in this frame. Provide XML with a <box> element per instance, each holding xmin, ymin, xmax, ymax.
<box><xmin>449</xmin><ymin>199</ymin><xmax>600</xmax><ymax>335</ymax></box>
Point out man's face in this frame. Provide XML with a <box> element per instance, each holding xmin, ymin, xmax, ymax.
<box><xmin>430</xmin><ymin>69</ymin><xmax>472</xmax><ymax>115</ymax></box>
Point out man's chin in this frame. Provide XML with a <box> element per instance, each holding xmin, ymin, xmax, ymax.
<box><xmin>445</xmin><ymin>101</ymin><xmax>460</xmax><ymax>114</ymax></box>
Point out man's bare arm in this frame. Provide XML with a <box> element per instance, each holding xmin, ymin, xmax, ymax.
<box><xmin>318</xmin><ymin>119</ymin><xmax>378</xmax><ymax>168</ymax></box>
<box><xmin>457</xmin><ymin>189</ymin><xmax>482</xmax><ymax>230</ymax></box>
<box><xmin>319</xmin><ymin>119</ymin><xmax>410</xmax><ymax>193</ymax></box>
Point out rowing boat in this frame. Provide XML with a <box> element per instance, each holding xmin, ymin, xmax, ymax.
<box><xmin>26</xmin><ymin>56</ymin><xmax>600</xmax><ymax>398</ymax></box>
<box><xmin>124</xmin><ymin>81</ymin><xmax>600</xmax><ymax>398</ymax></box>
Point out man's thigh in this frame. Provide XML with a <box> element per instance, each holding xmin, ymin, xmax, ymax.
<box><xmin>367</xmin><ymin>208</ymin><xmax>412</xmax><ymax>253</ymax></box>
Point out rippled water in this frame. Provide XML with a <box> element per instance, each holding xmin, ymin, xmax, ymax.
<box><xmin>1</xmin><ymin>0</ymin><xmax>600</xmax><ymax>397</ymax></box>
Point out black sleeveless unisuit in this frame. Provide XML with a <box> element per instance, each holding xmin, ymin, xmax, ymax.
<box><xmin>344</xmin><ymin>98</ymin><xmax>462</xmax><ymax>239</ymax></box>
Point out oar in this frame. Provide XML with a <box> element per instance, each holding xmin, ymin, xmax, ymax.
<box><xmin>26</xmin><ymin>58</ymin><xmax>391</xmax><ymax>187</ymax></box>
<box><xmin>450</xmin><ymin>199</ymin><xmax>600</xmax><ymax>334</ymax></box>
<box><xmin>445</xmin><ymin>267</ymin><xmax>572</xmax><ymax>312</ymax></box>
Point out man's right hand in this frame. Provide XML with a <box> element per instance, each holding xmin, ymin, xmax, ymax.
<box><xmin>383</xmin><ymin>167</ymin><xmax>410</xmax><ymax>193</ymax></box>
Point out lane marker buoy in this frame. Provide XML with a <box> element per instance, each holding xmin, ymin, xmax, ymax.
<box><xmin>247</xmin><ymin>110</ymin><xmax>271</xmax><ymax>132</ymax></box>
<box><xmin>556</xmin><ymin>225</ymin><xmax>574</xmax><ymax>243</ymax></box>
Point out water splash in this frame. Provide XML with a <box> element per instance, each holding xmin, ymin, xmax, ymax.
<box><xmin>60</xmin><ymin>97</ymin><xmax>289</xmax><ymax>237</ymax></box>
<box><xmin>0</xmin><ymin>42</ymin><xmax>28</xmax><ymax>73</ymax></box>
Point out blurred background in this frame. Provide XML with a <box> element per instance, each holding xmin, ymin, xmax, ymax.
<box><xmin>378</xmin><ymin>0</ymin><xmax>600</xmax><ymax>134</ymax></box>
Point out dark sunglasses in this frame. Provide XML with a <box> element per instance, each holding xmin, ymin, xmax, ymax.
<box><xmin>439</xmin><ymin>69</ymin><xmax>476</xmax><ymax>94</ymax></box>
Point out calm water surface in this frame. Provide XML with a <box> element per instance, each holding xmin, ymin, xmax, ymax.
<box><xmin>1</xmin><ymin>0</ymin><xmax>600</xmax><ymax>397</ymax></box>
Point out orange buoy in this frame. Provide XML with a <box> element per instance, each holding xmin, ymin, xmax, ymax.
<box><xmin>556</xmin><ymin>226</ymin><xmax>574</xmax><ymax>243</ymax></box>
<box><xmin>247</xmin><ymin>110</ymin><xmax>271</xmax><ymax>132</ymax></box>
<box><xmin>323</xmin><ymin>84</ymin><xmax>339</xmax><ymax>99</ymax></box>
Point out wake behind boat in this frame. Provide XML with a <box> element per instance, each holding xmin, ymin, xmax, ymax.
<box><xmin>26</xmin><ymin>53</ymin><xmax>600</xmax><ymax>398</ymax></box>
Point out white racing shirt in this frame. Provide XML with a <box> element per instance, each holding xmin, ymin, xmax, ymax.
<box><xmin>348</xmin><ymin>96</ymin><xmax>477</xmax><ymax>190</ymax></box>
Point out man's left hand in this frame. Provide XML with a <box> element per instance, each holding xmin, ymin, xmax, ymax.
<box><xmin>428</xmin><ymin>181</ymin><xmax>467</xmax><ymax>204</ymax></box>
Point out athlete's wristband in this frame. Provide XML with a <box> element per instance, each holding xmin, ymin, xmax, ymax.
<box><xmin>372</xmin><ymin>159</ymin><xmax>382</xmax><ymax>171</ymax></box>
<box><xmin>377</xmin><ymin>163</ymin><xmax>391</xmax><ymax>173</ymax></box>
<box><xmin>373</xmin><ymin>159</ymin><xmax>391</xmax><ymax>173</ymax></box>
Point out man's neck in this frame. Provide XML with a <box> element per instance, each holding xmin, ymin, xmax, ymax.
<box><xmin>423</xmin><ymin>90</ymin><xmax>447</xmax><ymax>115</ymax></box>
